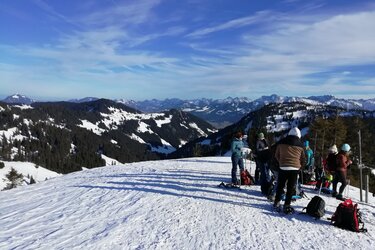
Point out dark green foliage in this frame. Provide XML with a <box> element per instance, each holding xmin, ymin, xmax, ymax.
<box><xmin>0</xmin><ymin>99</ymin><xmax>214</xmax><ymax>174</ymax></box>
<box><xmin>3</xmin><ymin>167</ymin><xmax>23</xmax><ymax>190</ymax></box>
<box><xmin>29</xmin><ymin>175</ymin><xmax>36</xmax><ymax>184</ymax></box>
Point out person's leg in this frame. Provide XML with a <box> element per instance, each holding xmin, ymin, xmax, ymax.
<box><xmin>338</xmin><ymin>171</ymin><xmax>348</xmax><ymax>196</ymax></box>
<box><xmin>274</xmin><ymin>169</ymin><xmax>287</xmax><ymax>206</ymax></box>
<box><xmin>268</xmin><ymin>170</ymin><xmax>279</xmax><ymax>200</ymax></box>
<box><xmin>284</xmin><ymin>170</ymin><xmax>299</xmax><ymax>207</ymax></box>
<box><xmin>332</xmin><ymin>172</ymin><xmax>339</xmax><ymax>196</ymax></box>
<box><xmin>231</xmin><ymin>155</ymin><xmax>238</xmax><ymax>183</ymax></box>
<box><xmin>259</xmin><ymin>161</ymin><xmax>266</xmax><ymax>186</ymax></box>
<box><xmin>255</xmin><ymin>160</ymin><xmax>260</xmax><ymax>183</ymax></box>
<box><xmin>238</xmin><ymin>157</ymin><xmax>244</xmax><ymax>172</ymax></box>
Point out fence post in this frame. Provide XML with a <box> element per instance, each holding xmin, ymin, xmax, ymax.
<box><xmin>358</xmin><ymin>130</ymin><xmax>363</xmax><ymax>202</ymax></box>
<box><xmin>365</xmin><ymin>174</ymin><xmax>369</xmax><ymax>204</ymax></box>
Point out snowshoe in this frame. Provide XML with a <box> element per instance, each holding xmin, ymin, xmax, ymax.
<box><xmin>218</xmin><ymin>182</ymin><xmax>240</xmax><ymax>189</ymax></box>
<box><xmin>283</xmin><ymin>206</ymin><xmax>295</xmax><ymax>215</ymax></box>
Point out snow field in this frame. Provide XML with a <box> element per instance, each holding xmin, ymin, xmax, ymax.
<box><xmin>0</xmin><ymin>157</ymin><xmax>374</xmax><ymax>250</ymax></box>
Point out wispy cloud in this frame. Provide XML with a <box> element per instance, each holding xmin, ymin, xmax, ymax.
<box><xmin>2</xmin><ymin>1</ymin><xmax>375</xmax><ymax>100</ymax></box>
<box><xmin>32</xmin><ymin>0</ymin><xmax>81</xmax><ymax>28</ymax></box>
<box><xmin>79</xmin><ymin>0</ymin><xmax>162</xmax><ymax>27</ymax></box>
<box><xmin>186</xmin><ymin>11</ymin><xmax>274</xmax><ymax>38</ymax></box>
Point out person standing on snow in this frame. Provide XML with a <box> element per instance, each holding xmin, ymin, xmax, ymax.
<box><xmin>325</xmin><ymin>145</ymin><xmax>338</xmax><ymax>175</ymax></box>
<box><xmin>231</xmin><ymin>131</ymin><xmax>244</xmax><ymax>184</ymax></box>
<box><xmin>273</xmin><ymin>127</ymin><xmax>306</xmax><ymax>214</ymax></box>
<box><xmin>256</xmin><ymin>132</ymin><xmax>272</xmax><ymax>194</ymax></box>
<box><xmin>296</xmin><ymin>140</ymin><xmax>314</xmax><ymax>195</ymax></box>
<box><xmin>332</xmin><ymin>143</ymin><xmax>352</xmax><ymax>200</ymax></box>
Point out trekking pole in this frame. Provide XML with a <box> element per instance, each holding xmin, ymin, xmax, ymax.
<box><xmin>318</xmin><ymin>176</ymin><xmax>324</xmax><ymax>196</ymax></box>
<box><xmin>346</xmin><ymin>179</ymin><xmax>350</xmax><ymax>198</ymax></box>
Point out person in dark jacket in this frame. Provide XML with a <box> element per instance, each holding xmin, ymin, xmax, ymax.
<box><xmin>256</xmin><ymin>132</ymin><xmax>271</xmax><ymax>193</ymax></box>
<box><xmin>332</xmin><ymin>143</ymin><xmax>352</xmax><ymax>200</ymax></box>
<box><xmin>231</xmin><ymin>131</ymin><xmax>244</xmax><ymax>184</ymax></box>
<box><xmin>273</xmin><ymin>127</ymin><xmax>306</xmax><ymax>214</ymax></box>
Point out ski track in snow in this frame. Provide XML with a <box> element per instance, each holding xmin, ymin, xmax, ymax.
<box><xmin>0</xmin><ymin>157</ymin><xmax>374</xmax><ymax>250</ymax></box>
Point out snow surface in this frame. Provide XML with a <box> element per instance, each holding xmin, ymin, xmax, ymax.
<box><xmin>0</xmin><ymin>161</ymin><xmax>61</xmax><ymax>190</ymax></box>
<box><xmin>0</xmin><ymin>157</ymin><xmax>374</xmax><ymax>249</ymax></box>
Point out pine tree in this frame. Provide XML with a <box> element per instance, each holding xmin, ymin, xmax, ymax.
<box><xmin>3</xmin><ymin>167</ymin><xmax>23</xmax><ymax>190</ymax></box>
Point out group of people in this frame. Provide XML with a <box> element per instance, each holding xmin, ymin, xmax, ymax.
<box><xmin>230</xmin><ymin>128</ymin><xmax>353</xmax><ymax>214</ymax></box>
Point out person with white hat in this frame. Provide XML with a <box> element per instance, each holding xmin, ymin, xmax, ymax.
<box><xmin>332</xmin><ymin>143</ymin><xmax>352</xmax><ymax>200</ymax></box>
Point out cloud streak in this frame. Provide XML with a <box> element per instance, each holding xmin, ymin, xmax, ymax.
<box><xmin>1</xmin><ymin>1</ymin><xmax>375</xmax><ymax>100</ymax></box>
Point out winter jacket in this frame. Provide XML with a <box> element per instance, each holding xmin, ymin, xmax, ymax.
<box><xmin>275</xmin><ymin>135</ymin><xmax>306</xmax><ymax>170</ymax></box>
<box><xmin>305</xmin><ymin>148</ymin><xmax>314</xmax><ymax>167</ymax></box>
<box><xmin>231</xmin><ymin>138</ymin><xmax>244</xmax><ymax>157</ymax></box>
<box><xmin>336</xmin><ymin>151</ymin><xmax>351</xmax><ymax>172</ymax></box>
<box><xmin>256</xmin><ymin>139</ymin><xmax>270</xmax><ymax>163</ymax></box>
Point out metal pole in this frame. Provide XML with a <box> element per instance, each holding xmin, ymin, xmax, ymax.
<box><xmin>365</xmin><ymin>174</ymin><xmax>369</xmax><ymax>204</ymax></box>
<box><xmin>359</xmin><ymin>130</ymin><xmax>363</xmax><ymax>202</ymax></box>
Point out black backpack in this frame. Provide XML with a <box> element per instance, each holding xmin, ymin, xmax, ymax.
<box><xmin>330</xmin><ymin>199</ymin><xmax>367</xmax><ymax>232</ymax></box>
<box><xmin>302</xmin><ymin>196</ymin><xmax>325</xmax><ymax>219</ymax></box>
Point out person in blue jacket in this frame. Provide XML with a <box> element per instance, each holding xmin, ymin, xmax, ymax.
<box><xmin>231</xmin><ymin>131</ymin><xmax>244</xmax><ymax>184</ymax></box>
<box><xmin>304</xmin><ymin>140</ymin><xmax>314</xmax><ymax>173</ymax></box>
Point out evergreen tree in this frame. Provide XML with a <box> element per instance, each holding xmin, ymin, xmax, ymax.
<box><xmin>3</xmin><ymin>167</ymin><xmax>23</xmax><ymax>190</ymax></box>
<box><xmin>29</xmin><ymin>175</ymin><xmax>36</xmax><ymax>184</ymax></box>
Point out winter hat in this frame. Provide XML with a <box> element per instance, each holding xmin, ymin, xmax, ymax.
<box><xmin>288</xmin><ymin>127</ymin><xmax>301</xmax><ymax>138</ymax></box>
<box><xmin>328</xmin><ymin>145</ymin><xmax>338</xmax><ymax>154</ymax></box>
<box><xmin>304</xmin><ymin>140</ymin><xmax>309</xmax><ymax>147</ymax></box>
<box><xmin>258</xmin><ymin>132</ymin><xmax>265</xmax><ymax>140</ymax></box>
<box><xmin>341</xmin><ymin>143</ymin><xmax>351</xmax><ymax>152</ymax></box>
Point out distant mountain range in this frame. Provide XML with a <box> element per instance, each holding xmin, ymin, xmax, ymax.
<box><xmin>2</xmin><ymin>94</ymin><xmax>375</xmax><ymax>128</ymax></box>
<box><xmin>2</xmin><ymin>94</ymin><xmax>35</xmax><ymax>105</ymax></box>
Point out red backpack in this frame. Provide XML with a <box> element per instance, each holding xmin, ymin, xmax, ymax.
<box><xmin>240</xmin><ymin>169</ymin><xmax>253</xmax><ymax>185</ymax></box>
<box><xmin>330</xmin><ymin>199</ymin><xmax>367</xmax><ymax>232</ymax></box>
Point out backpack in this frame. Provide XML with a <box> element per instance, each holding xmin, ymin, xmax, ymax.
<box><xmin>240</xmin><ymin>169</ymin><xmax>253</xmax><ymax>185</ymax></box>
<box><xmin>326</xmin><ymin>153</ymin><xmax>338</xmax><ymax>172</ymax></box>
<box><xmin>302</xmin><ymin>195</ymin><xmax>325</xmax><ymax>219</ymax></box>
<box><xmin>330</xmin><ymin>199</ymin><xmax>367</xmax><ymax>232</ymax></box>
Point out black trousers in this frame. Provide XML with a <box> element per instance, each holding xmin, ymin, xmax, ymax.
<box><xmin>332</xmin><ymin>170</ymin><xmax>347</xmax><ymax>195</ymax></box>
<box><xmin>275</xmin><ymin>169</ymin><xmax>299</xmax><ymax>206</ymax></box>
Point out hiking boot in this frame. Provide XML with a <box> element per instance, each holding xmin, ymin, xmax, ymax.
<box><xmin>283</xmin><ymin>205</ymin><xmax>295</xmax><ymax>215</ymax></box>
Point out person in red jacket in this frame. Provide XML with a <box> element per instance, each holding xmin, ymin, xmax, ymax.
<box><xmin>332</xmin><ymin>143</ymin><xmax>352</xmax><ymax>200</ymax></box>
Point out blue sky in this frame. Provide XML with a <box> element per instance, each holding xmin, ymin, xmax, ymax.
<box><xmin>1</xmin><ymin>0</ymin><xmax>375</xmax><ymax>101</ymax></box>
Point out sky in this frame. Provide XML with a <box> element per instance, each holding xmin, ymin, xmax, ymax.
<box><xmin>1</xmin><ymin>0</ymin><xmax>375</xmax><ymax>101</ymax></box>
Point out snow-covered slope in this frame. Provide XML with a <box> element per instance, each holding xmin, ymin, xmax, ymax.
<box><xmin>0</xmin><ymin>161</ymin><xmax>61</xmax><ymax>190</ymax></box>
<box><xmin>0</xmin><ymin>157</ymin><xmax>373</xmax><ymax>249</ymax></box>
